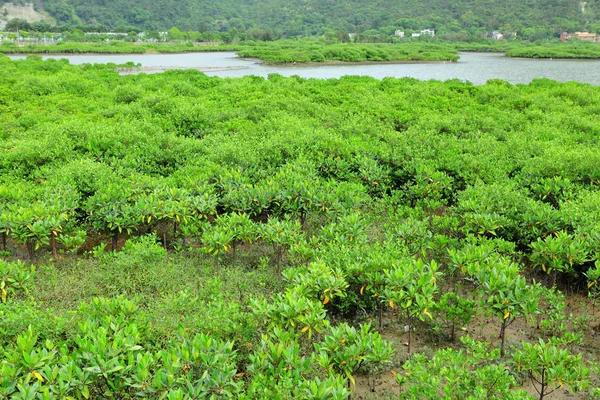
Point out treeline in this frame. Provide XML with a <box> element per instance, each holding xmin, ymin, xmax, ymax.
<box><xmin>0</xmin><ymin>41</ymin><xmax>240</xmax><ymax>54</ymax></box>
<box><xmin>236</xmin><ymin>41</ymin><xmax>459</xmax><ymax>63</ymax></box>
<box><xmin>0</xmin><ymin>41</ymin><xmax>458</xmax><ymax>63</ymax></box>
<box><xmin>4</xmin><ymin>38</ymin><xmax>600</xmax><ymax>61</ymax></box>
<box><xmin>506</xmin><ymin>41</ymin><xmax>600</xmax><ymax>59</ymax></box>
<box><xmin>4</xmin><ymin>0</ymin><xmax>600</xmax><ymax>40</ymax></box>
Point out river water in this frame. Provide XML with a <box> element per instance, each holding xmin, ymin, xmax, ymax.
<box><xmin>8</xmin><ymin>51</ymin><xmax>600</xmax><ymax>85</ymax></box>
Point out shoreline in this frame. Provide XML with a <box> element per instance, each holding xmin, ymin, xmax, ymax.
<box><xmin>117</xmin><ymin>65</ymin><xmax>250</xmax><ymax>75</ymax></box>
<box><xmin>6</xmin><ymin>52</ymin><xmax>460</xmax><ymax>64</ymax></box>
<box><xmin>1</xmin><ymin>50</ymin><xmax>235</xmax><ymax>56</ymax></box>
<box><xmin>505</xmin><ymin>55</ymin><xmax>600</xmax><ymax>61</ymax></box>
<box><xmin>258</xmin><ymin>59</ymin><xmax>460</xmax><ymax>66</ymax></box>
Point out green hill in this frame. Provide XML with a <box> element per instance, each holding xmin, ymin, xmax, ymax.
<box><xmin>33</xmin><ymin>0</ymin><xmax>600</xmax><ymax>37</ymax></box>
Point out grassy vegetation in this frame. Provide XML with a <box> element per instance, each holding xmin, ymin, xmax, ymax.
<box><xmin>0</xmin><ymin>39</ymin><xmax>459</xmax><ymax>62</ymax></box>
<box><xmin>236</xmin><ymin>40</ymin><xmax>460</xmax><ymax>63</ymax></box>
<box><xmin>506</xmin><ymin>41</ymin><xmax>600</xmax><ymax>59</ymax></box>
<box><xmin>0</xmin><ymin>41</ymin><xmax>241</xmax><ymax>54</ymax></box>
<box><xmin>3</xmin><ymin>39</ymin><xmax>600</xmax><ymax>62</ymax></box>
<box><xmin>2</xmin><ymin>240</ymin><xmax>281</xmax><ymax>346</ymax></box>
<box><xmin>1</xmin><ymin>54</ymin><xmax>600</xmax><ymax>398</ymax></box>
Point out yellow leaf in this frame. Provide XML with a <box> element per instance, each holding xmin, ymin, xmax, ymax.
<box><xmin>391</xmin><ymin>370</ymin><xmax>397</xmax><ymax>377</ymax></box>
<box><xmin>235</xmin><ymin>372</ymin><xmax>246</xmax><ymax>377</ymax></box>
<box><xmin>340</xmin><ymin>338</ymin><xmax>346</xmax><ymax>344</ymax></box>
<box><xmin>176</xmin><ymin>215</ymin><xmax>180</xmax><ymax>222</ymax></box>
<box><xmin>423</xmin><ymin>308</ymin><xmax>432</xmax><ymax>319</ymax></box>
<box><xmin>301</xmin><ymin>326</ymin><xmax>310</xmax><ymax>333</ymax></box>
<box><xmin>290</xmin><ymin>320</ymin><xmax>295</xmax><ymax>327</ymax></box>
<box><xmin>360</xmin><ymin>285</ymin><xmax>366</xmax><ymax>295</ymax></box>
<box><xmin>589</xmin><ymin>281</ymin><xmax>596</xmax><ymax>289</ymax></box>
<box><xmin>323</xmin><ymin>297</ymin><xmax>330</xmax><ymax>305</ymax></box>
<box><xmin>389</xmin><ymin>300</ymin><xmax>394</xmax><ymax>308</ymax></box>
<box><xmin>33</xmin><ymin>371</ymin><xmax>44</xmax><ymax>382</ymax></box>
<box><xmin>349</xmin><ymin>375</ymin><xmax>355</xmax><ymax>386</ymax></box>
<box><xmin>503</xmin><ymin>311</ymin><xmax>510</xmax><ymax>320</ymax></box>
<box><xmin>147</xmin><ymin>216</ymin><xmax>152</xmax><ymax>223</ymax></box>
<box><xmin>542</xmin><ymin>264</ymin><xmax>546</xmax><ymax>272</ymax></box>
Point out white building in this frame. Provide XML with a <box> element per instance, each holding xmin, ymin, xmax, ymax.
<box><xmin>394</xmin><ymin>30</ymin><xmax>405</xmax><ymax>38</ymax></box>
<box><xmin>420</xmin><ymin>29</ymin><xmax>435</xmax><ymax>37</ymax></box>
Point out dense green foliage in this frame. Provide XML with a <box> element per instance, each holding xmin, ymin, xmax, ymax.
<box><xmin>3</xmin><ymin>38</ymin><xmax>600</xmax><ymax>62</ymax></box>
<box><xmin>236</xmin><ymin>41</ymin><xmax>459</xmax><ymax>63</ymax></box>
<box><xmin>0</xmin><ymin>41</ymin><xmax>239</xmax><ymax>54</ymax></box>
<box><xmin>506</xmin><ymin>41</ymin><xmax>600</xmax><ymax>59</ymax></box>
<box><xmin>0</xmin><ymin>40</ymin><xmax>458</xmax><ymax>63</ymax></box>
<box><xmin>31</xmin><ymin>0</ymin><xmax>600</xmax><ymax>38</ymax></box>
<box><xmin>1</xmin><ymin>54</ymin><xmax>600</xmax><ymax>398</ymax></box>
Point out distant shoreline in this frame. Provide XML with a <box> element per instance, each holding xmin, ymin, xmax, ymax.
<box><xmin>118</xmin><ymin>65</ymin><xmax>250</xmax><ymax>75</ymax></box>
<box><xmin>7</xmin><ymin>52</ymin><xmax>459</xmax><ymax>65</ymax></box>
<box><xmin>251</xmin><ymin>58</ymin><xmax>460</xmax><ymax>66</ymax></box>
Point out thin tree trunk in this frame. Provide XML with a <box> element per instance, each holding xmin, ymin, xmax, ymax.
<box><xmin>500</xmin><ymin>320</ymin><xmax>506</xmax><ymax>357</ymax></box>
<box><xmin>50</xmin><ymin>232</ymin><xmax>58</xmax><ymax>260</ymax></box>
<box><xmin>1</xmin><ymin>232</ymin><xmax>6</xmax><ymax>251</ymax></box>
<box><xmin>451</xmin><ymin>322</ymin><xmax>455</xmax><ymax>342</ymax></box>
<box><xmin>112</xmin><ymin>233</ymin><xmax>119</xmax><ymax>252</ymax></box>
<box><xmin>407</xmin><ymin>313</ymin><xmax>412</xmax><ymax>355</ymax></box>
<box><xmin>162</xmin><ymin>230</ymin><xmax>167</xmax><ymax>250</ymax></box>
<box><xmin>300</xmin><ymin>211</ymin><xmax>307</xmax><ymax>229</ymax></box>
<box><xmin>378</xmin><ymin>302</ymin><xmax>384</xmax><ymax>333</ymax></box>
<box><xmin>347</xmin><ymin>378</ymin><xmax>352</xmax><ymax>400</ymax></box>
<box><xmin>276</xmin><ymin>246</ymin><xmax>282</xmax><ymax>275</ymax></box>
<box><xmin>539</xmin><ymin>368</ymin><xmax>546</xmax><ymax>400</ymax></box>
<box><xmin>27</xmin><ymin>240</ymin><xmax>35</xmax><ymax>263</ymax></box>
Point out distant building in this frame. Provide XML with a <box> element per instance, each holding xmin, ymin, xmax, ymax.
<box><xmin>85</xmin><ymin>32</ymin><xmax>123</xmax><ymax>36</ymax></box>
<box><xmin>348</xmin><ymin>33</ymin><xmax>357</xmax><ymax>39</ymax></box>
<box><xmin>420</xmin><ymin>29</ymin><xmax>435</xmax><ymax>37</ymax></box>
<box><xmin>560</xmin><ymin>31</ymin><xmax>597</xmax><ymax>41</ymax></box>
<box><xmin>491</xmin><ymin>31</ymin><xmax>503</xmax><ymax>40</ymax></box>
<box><xmin>411</xmin><ymin>33</ymin><xmax>421</xmax><ymax>38</ymax></box>
<box><xmin>394</xmin><ymin>30</ymin><xmax>405</xmax><ymax>38</ymax></box>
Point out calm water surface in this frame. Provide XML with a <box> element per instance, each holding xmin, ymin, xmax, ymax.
<box><xmin>8</xmin><ymin>51</ymin><xmax>600</xmax><ymax>85</ymax></box>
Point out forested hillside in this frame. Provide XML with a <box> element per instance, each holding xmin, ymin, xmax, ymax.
<box><xmin>36</xmin><ymin>0</ymin><xmax>600</xmax><ymax>37</ymax></box>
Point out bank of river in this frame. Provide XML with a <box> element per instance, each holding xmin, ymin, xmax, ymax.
<box><xmin>8</xmin><ymin>51</ymin><xmax>600</xmax><ymax>85</ymax></box>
